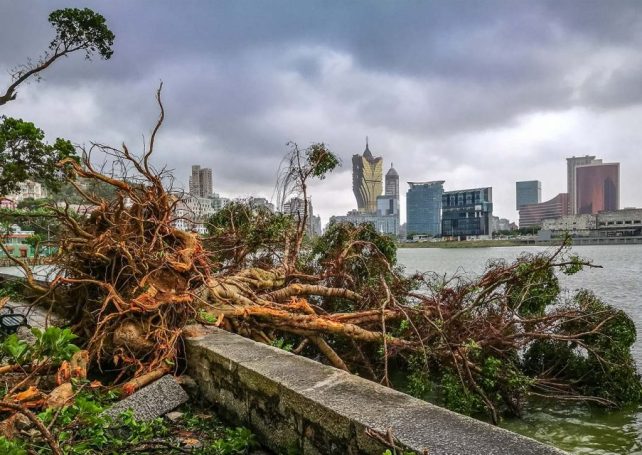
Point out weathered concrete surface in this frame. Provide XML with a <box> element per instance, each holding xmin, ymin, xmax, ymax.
<box><xmin>104</xmin><ymin>375</ymin><xmax>189</xmax><ymax>421</ymax></box>
<box><xmin>1</xmin><ymin>271</ymin><xmax>64</xmax><ymax>329</ymax></box>
<box><xmin>6</xmin><ymin>302</ymin><xmax>64</xmax><ymax>329</ymax></box>
<box><xmin>186</xmin><ymin>327</ymin><xmax>566</xmax><ymax>455</ymax></box>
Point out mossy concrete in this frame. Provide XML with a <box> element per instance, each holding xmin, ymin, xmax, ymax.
<box><xmin>186</xmin><ymin>327</ymin><xmax>566</xmax><ymax>455</ymax></box>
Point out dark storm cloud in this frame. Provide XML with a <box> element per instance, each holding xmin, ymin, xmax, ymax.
<box><xmin>1</xmin><ymin>0</ymin><xmax>642</xmax><ymax>220</ymax></box>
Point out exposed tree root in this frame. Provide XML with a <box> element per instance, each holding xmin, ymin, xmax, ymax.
<box><xmin>10</xmin><ymin>85</ymin><xmax>640</xmax><ymax>423</ymax></box>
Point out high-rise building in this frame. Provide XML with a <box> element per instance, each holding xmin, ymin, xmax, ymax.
<box><xmin>519</xmin><ymin>193</ymin><xmax>569</xmax><ymax>228</ymax></box>
<box><xmin>567</xmin><ymin>156</ymin><xmax>601</xmax><ymax>214</ymax></box>
<box><xmin>406</xmin><ymin>181</ymin><xmax>444</xmax><ymax>237</ymax></box>
<box><xmin>189</xmin><ymin>165</ymin><xmax>213</xmax><ymax>198</ymax></box>
<box><xmin>516</xmin><ymin>180</ymin><xmax>541</xmax><ymax>210</ymax></box>
<box><xmin>283</xmin><ymin>197</ymin><xmax>318</xmax><ymax>236</ymax></box>
<box><xmin>575</xmin><ymin>162</ymin><xmax>620</xmax><ymax>214</ymax></box>
<box><xmin>385</xmin><ymin>163</ymin><xmax>399</xmax><ymax>198</ymax></box>
<box><xmin>352</xmin><ymin>140</ymin><xmax>383</xmax><ymax>214</ymax></box>
<box><xmin>442</xmin><ymin>187</ymin><xmax>493</xmax><ymax>238</ymax></box>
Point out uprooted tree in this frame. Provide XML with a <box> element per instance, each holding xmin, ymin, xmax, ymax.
<box><xmin>4</xmin><ymin>86</ymin><xmax>641</xmax><ymax>425</ymax></box>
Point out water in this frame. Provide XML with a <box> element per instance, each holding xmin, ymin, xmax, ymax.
<box><xmin>397</xmin><ymin>244</ymin><xmax>642</xmax><ymax>454</ymax></box>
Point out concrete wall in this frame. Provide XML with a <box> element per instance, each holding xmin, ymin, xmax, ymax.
<box><xmin>186</xmin><ymin>327</ymin><xmax>565</xmax><ymax>455</ymax></box>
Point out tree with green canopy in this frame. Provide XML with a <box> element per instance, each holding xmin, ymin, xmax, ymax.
<box><xmin>0</xmin><ymin>8</ymin><xmax>114</xmax><ymax>195</ymax></box>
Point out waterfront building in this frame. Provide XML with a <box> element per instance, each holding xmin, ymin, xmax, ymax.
<box><xmin>516</xmin><ymin>180</ymin><xmax>541</xmax><ymax>210</ymax></box>
<box><xmin>441</xmin><ymin>187</ymin><xmax>493</xmax><ymax>239</ymax></box>
<box><xmin>540</xmin><ymin>208</ymin><xmax>642</xmax><ymax>239</ymax></box>
<box><xmin>491</xmin><ymin>216</ymin><xmax>513</xmax><ymax>232</ymax></box>
<box><xmin>329</xmin><ymin>210</ymin><xmax>399</xmax><ymax>237</ymax></box>
<box><xmin>567</xmin><ymin>155</ymin><xmax>601</xmax><ymax>214</ymax></box>
<box><xmin>596</xmin><ymin>208</ymin><xmax>642</xmax><ymax>236</ymax></box>
<box><xmin>376</xmin><ymin>195</ymin><xmax>399</xmax><ymax>217</ymax></box>
<box><xmin>352</xmin><ymin>140</ymin><xmax>383</xmax><ymax>214</ymax></box>
<box><xmin>189</xmin><ymin>165</ymin><xmax>213</xmax><ymax>198</ymax></box>
<box><xmin>541</xmin><ymin>214</ymin><xmax>597</xmax><ymax>237</ymax></box>
<box><xmin>376</xmin><ymin>194</ymin><xmax>400</xmax><ymax>236</ymax></box>
<box><xmin>575</xmin><ymin>162</ymin><xmax>620</xmax><ymax>215</ymax></box>
<box><xmin>406</xmin><ymin>181</ymin><xmax>444</xmax><ymax>237</ymax></box>
<box><xmin>518</xmin><ymin>193</ymin><xmax>569</xmax><ymax>228</ymax></box>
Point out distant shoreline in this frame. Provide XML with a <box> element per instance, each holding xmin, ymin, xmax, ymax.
<box><xmin>397</xmin><ymin>237</ymin><xmax>642</xmax><ymax>249</ymax></box>
<box><xmin>398</xmin><ymin>240</ymin><xmax>535</xmax><ymax>249</ymax></box>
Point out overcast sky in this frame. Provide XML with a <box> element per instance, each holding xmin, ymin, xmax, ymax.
<box><xmin>2</xmin><ymin>1</ymin><xmax>642</xmax><ymax>225</ymax></box>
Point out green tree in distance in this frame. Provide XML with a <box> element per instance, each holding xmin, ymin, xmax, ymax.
<box><xmin>0</xmin><ymin>118</ymin><xmax>76</xmax><ymax>195</ymax></box>
<box><xmin>0</xmin><ymin>8</ymin><xmax>114</xmax><ymax>195</ymax></box>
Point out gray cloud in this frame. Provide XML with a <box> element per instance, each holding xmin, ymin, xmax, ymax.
<box><xmin>1</xmin><ymin>0</ymin><xmax>642</xmax><ymax>224</ymax></box>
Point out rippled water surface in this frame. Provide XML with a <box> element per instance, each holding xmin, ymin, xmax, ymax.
<box><xmin>397</xmin><ymin>244</ymin><xmax>642</xmax><ymax>454</ymax></box>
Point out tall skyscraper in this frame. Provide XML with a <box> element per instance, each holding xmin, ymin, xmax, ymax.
<box><xmin>406</xmin><ymin>181</ymin><xmax>444</xmax><ymax>237</ymax></box>
<box><xmin>385</xmin><ymin>163</ymin><xmax>399</xmax><ymax>198</ymax></box>
<box><xmin>352</xmin><ymin>139</ymin><xmax>383</xmax><ymax>214</ymax></box>
<box><xmin>189</xmin><ymin>165</ymin><xmax>213</xmax><ymax>198</ymax></box>
<box><xmin>567</xmin><ymin>156</ymin><xmax>601</xmax><ymax>214</ymax></box>
<box><xmin>516</xmin><ymin>180</ymin><xmax>541</xmax><ymax>210</ymax></box>
<box><xmin>575</xmin><ymin>163</ymin><xmax>620</xmax><ymax>214</ymax></box>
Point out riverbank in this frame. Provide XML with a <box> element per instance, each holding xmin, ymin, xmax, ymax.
<box><xmin>398</xmin><ymin>235</ymin><xmax>642</xmax><ymax>249</ymax></box>
<box><xmin>398</xmin><ymin>239</ymin><xmax>544</xmax><ymax>248</ymax></box>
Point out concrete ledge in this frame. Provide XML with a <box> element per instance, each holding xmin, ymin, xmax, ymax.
<box><xmin>186</xmin><ymin>327</ymin><xmax>565</xmax><ymax>455</ymax></box>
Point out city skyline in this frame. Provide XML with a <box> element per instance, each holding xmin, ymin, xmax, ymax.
<box><xmin>2</xmin><ymin>1</ymin><xmax>642</xmax><ymax>226</ymax></box>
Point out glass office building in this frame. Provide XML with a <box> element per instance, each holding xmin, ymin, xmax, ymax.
<box><xmin>516</xmin><ymin>180</ymin><xmax>541</xmax><ymax>210</ymax></box>
<box><xmin>406</xmin><ymin>181</ymin><xmax>444</xmax><ymax>237</ymax></box>
<box><xmin>441</xmin><ymin>187</ymin><xmax>493</xmax><ymax>238</ymax></box>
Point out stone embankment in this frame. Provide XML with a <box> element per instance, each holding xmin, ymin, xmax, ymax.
<box><xmin>186</xmin><ymin>327</ymin><xmax>566</xmax><ymax>455</ymax></box>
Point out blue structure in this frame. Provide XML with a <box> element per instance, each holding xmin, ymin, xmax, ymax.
<box><xmin>442</xmin><ymin>187</ymin><xmax>493</xmax><ymax>238</ymax></box>
<box><xmin>516</xmin><ymin>180</ymin><xmax>541</xmax><ymax>210</ymax></box>
<box><xmin>406</xmin><ymin>181</ymin><xmax>444</xmax><ymax>237</ymax></box>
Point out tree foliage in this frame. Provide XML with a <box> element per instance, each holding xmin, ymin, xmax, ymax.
<box><xmin>0</xmin><ymin>8</ymin><xmax>114</xmax><ymax>106</ymax></box>
<box><xmin>0</xmin><ymin>117</ymin><xmax>76</xmax><ymax>195</ymax></box>
<box><xmin>206</xmin><ymin>202</ymin><xmax>294</xmax><ymax>270</ymax></box>
<box><xmin>47</xmin><ymin>8</ymin><xmax>115</xmax><ymax>61</ymax></box>
<box><xmin>276</xmin><ymin>142</ymin><xmax>339</xmax><ymax>267</ymax></box>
